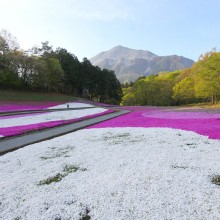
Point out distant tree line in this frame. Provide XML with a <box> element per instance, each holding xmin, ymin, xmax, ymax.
<box><xmin>0</xmin><ymin>30</ymin><xmax>122</xmax><ymax>104</ymax></box>
<box><xmin>122</xmin><ymin>49</ymin><xmax>220</xmax><ymax>106</ymax></box>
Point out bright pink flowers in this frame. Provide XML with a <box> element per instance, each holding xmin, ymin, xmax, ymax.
<box><xmin>89</xmin><ymin>107</ymin><xmax>220</xmax><ymax>139</ymax></box>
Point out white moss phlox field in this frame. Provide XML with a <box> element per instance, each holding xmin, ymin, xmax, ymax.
<box><xmin>1</xmin><ymin>128</ymin><xmax>220</xmax><ymax>219</ymax></box>
<box><xmin>0</xmin><ymin>107</ymin><xmax>106</xmax><ymax>128</ymax></box>
<box><xmin>47</xmin><ymin>102</ymin><xmax>94</xmax><ymax>109</ymax></box>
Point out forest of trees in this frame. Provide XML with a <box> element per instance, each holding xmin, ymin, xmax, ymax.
<box><xmin>1</xmin><ymin>30</ymin><xmax>219</xmax><ymax>107</ymax></box>
<box><xmin>122</xmin><ymin>50</ymin><xmax>220</xmax><ymax>106</ymax></box>
<box><xmin>0</xmin><ymin>30</ymin><xmax>122</xmax><ymax>104</ymax></box>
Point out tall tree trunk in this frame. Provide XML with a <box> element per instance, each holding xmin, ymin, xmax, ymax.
<box><xmin>211</xmin><ymin>91</ymin><xmax>214</xmax><ymax>105</ymax></box>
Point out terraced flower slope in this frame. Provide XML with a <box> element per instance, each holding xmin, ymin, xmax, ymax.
<box><xmin>0</xmin><ymin>102</ymin><xmax>113</xmax><ymax>138</ymax></box>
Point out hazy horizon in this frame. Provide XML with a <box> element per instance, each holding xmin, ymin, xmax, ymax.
<box><xmin>1</xmin><ymin>0</ymin><xmax>219</xmax><ymax>61</ymax></box>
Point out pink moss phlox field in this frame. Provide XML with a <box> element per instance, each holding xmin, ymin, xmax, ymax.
<box><xmin>0</xmin><ymin>101</ymin><xmax>64</xmax><ymax>112</ymax></box>
<box><xmin>0</xmin><ymin>109</ymin><xmax>115</xmax><ymax>137</ymax></box>
<box><xmin>142</xmin><ymin>111</ymin><xmax>220</xmax><ymax>119</ymax></box>
<box><xmin>89</xmin><ymin>107</ymin><xmax>220</xmax><ymax>139</ymax></box>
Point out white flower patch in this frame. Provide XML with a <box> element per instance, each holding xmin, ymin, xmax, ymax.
<box><xmin>47</xmin><ymin>102</ymin><xmax>94</xmax><ymax>109</ymax></box>
<box><xmin>0</xmin><ymin>108</ymin><xmax>107</xmax><ymax>128</ymax></box>
<box><xmin>1</xmin><ymin>127</ymin><xmax>220</xmax><ymax>219</ymax></box>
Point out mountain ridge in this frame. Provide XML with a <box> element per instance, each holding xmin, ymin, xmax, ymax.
<box><xmin>90</xmin><ymin>46</ymin><xmax>194</xmax><ymax>82</ymax></box>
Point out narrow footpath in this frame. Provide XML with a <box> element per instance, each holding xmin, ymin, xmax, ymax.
<box><xmin>0</xmin><ymin>109</ymin><xmax>130</xmax><ymax>154</ymax></box>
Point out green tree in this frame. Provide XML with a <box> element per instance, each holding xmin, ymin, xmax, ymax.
<box><xmin>81</xmin><ymin>58</ymin><xmax>96</xmax><ymax>98</ymax></box>
<box><xmin>55</xmin><ymin>48</ymin><xmax>81</xmax><ymax>95</ymax></box>
<box><xmin>156</xmin><ymin>71</ymin><xmax>180</xmax><ymax>105</ymax></box>
<box><xmin>122</xmin><ymin>89</ymin><xmax>136</xmax><ymax>105</ymax></box>
<box><xmin>173</xmin><ymin>77</ymin><xmax>195</xmax><ymax>104</ymax></box>
<box><xmin>46</xmin><ymin>57</ymin><xmax>64</xmax><ymax>92</ymax></box>
<box><xmin>0</xmin><ymin>32</ymin><xmax>20</xmax><ymax>88</ymax></box>
<box><xmin>121</xmin><ymin>71</ymin><xmax>180</xmax><ymax>106</ymax></box>
<box><xmin>193</xmin><ymin>51</ymin><xmax>220</xmax><ymax>104</ymax></box>
<box><xmin>102</xmin><ymin>69</ymin><xmax>122</xmax><ymax>104</ymax></box>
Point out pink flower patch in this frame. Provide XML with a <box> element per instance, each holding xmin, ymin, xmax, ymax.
<box><xmin>89</xmin><ymin>107</ymin><xmax>220</xmax><ymax>140</ymax></box>
<box><xmin>142</xmin><ymin>111</ymin><xmax>220</xmax><ymax>119</ymax></box>
<box><xmin>0</xmin><ymin>109</ymin><xmax>115</xmax><ymax>137</ymax></box>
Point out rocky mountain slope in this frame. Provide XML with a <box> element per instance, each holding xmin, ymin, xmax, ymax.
<box><xmin>90</xmin><ymin>46</ymin><xmax>194</xmax><ymax>82</ymax></box>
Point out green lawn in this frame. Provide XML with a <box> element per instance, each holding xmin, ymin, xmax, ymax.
<box><xmin>0</xmin><ymin>90</ymin><xmax>78</xmax><ymax>101</ymax></box>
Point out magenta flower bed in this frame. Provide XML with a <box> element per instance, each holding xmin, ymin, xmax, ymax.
<box><xmin>0</xmin><ymin>101</ymin><xmax>63</xmax><ymax>112</ymax></box>
<box><xmin>142</xmin><ymin>111</ymin><xmax>220</xmax><ymax>119</ymax></box>
<box><xmin>89</xmin><ymin>107</ymin><xmax>220</xmax><ymax>139</ymax></box>
<box><xmin>0</xmin><ymin>109</ymin><xmax>115</xmax><ymax>138</ymax></box>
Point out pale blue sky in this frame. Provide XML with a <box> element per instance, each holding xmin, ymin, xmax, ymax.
<box><xmin>0</xmin><ymin>0</ymin><xmax>219</xmax><ymax>61</ymax></box>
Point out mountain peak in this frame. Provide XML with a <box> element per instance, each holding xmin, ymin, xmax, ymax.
<box><xmin>90</xmin><ymin>45</ymin><xmax>157</xmax><ymax>64</ymax></box>
<box><xmin>90</xmin><ymin>46</ymin><xmax>194</xmax><ymax>83</ymax></box>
